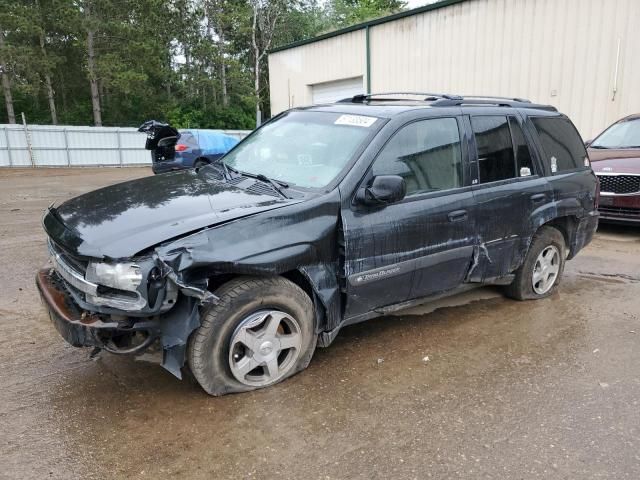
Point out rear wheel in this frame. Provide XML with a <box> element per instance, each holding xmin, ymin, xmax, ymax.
<box><xmin>505</xmin><ymin>226</ymin><xmax>566</xmax><ymax>300</ymax></box>
<box><xmin>187</xmin><ymin>276</ymin><xmax>317</xmax><ymax>396</ymax></box>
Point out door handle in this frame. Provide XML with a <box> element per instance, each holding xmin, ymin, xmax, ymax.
<box><xmin>530</xmin><ymin>193</ymin><xmax>546</xmax><ymax>203</ymax></box>
<box><xmin>447</xmin><ymin>210</ymin><xmax>468</xmax><ymax>222</ymax></box>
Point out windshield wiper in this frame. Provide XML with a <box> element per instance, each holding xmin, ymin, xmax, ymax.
<box><xmin>211</xmin><ymin>159</ymin><xmax>236</xmax><ymax>180</ymax></box>
<box><xmin>254</xmin><ymin>174</ymin><xmax>291</xmax><ymax>199</ymax></box>
<box><xmin>210</xmin><ymin>159</ymin><xmax>246</xmax><ymax>182</ymax></box>
<box><xmin>221</xmin><ymin>167</ymin><xmax>291</xmax><ymax>199</ymax></box>
<box><xmin>589</xmin><ymin>145</ymin><xmax>609</xmax><ymax>149</ymax></box>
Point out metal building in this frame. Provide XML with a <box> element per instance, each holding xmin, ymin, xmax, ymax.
<box><xmin>268</xmin><ymin>0</ymin><xmax>640</xmax><ymax>139</ymax></box>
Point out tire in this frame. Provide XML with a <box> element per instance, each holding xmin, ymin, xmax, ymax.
<box><xmin>194</xmin><ymin>158</ymin><xmax>209</xmax><ymax>169</ymax></box>
<box><xmin>187</xmin><ymin>276</ymin><xmax>317</xmax><ymax>396</ymax></box>
<box><xmin>504</xmin><ymin>226</ymin><xmax>566</xmax><ymax>301</ymax></box>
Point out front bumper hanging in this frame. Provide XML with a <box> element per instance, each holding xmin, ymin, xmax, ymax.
<box><xmin>36</xmin><ymin>269</ymin><xmax>158</xmax><ymax>353</ymax></box>
<box><xmin>36</xmin><ymin>268</ymin><xmax>208</xmax><ymax>378</ymax></box>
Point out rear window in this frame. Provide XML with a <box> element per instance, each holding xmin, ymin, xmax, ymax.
<box><xmin>531</xmin><ymin>117</ymin><xmax>587</xmax><ymax>173</ymax></box>
<box><xmin>179</xmin><ymin>133</ymin><xmax>198</xmax><ymax>147</ymax></box>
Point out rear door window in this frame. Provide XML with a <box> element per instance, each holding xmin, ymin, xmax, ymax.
<box><xmin>472</xmin><ymin>116</ymin><xmax>516</xmax><ymax>183</ymax></box>
<box><xmin>471</xmin><ymin>115</ymin><xmax>538</xmax><ymax>183</ymax></box>
<box><xmin>531</xmin><ymin>117</ymin><xmax>587</xmax><ymax>173</ymax></box>
<box><xmin>509</xmin><ymin>117</ymin><xmax>534</xmax><ymax>176</ymax></box>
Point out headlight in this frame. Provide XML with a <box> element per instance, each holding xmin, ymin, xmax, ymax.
<box><xmin>86</xmin><ymin>262</ymin><xmax>143</xmax><ymax>292</ymax></box>
<box><xmin>84</xmin><ymin>261</ymin><xmax>146</xmax><ymax>311</ymax></box>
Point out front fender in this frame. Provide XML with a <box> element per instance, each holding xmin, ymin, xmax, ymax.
<box><xmin>153</xmin><ymin>191</ymin><xmax>343</xmax><ymax>335</ymax></box>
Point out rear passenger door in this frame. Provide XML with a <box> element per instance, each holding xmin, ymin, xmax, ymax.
<box><xmin>467</xmin><ymin>113</ymin><xmax>552</xmax><ymax>281</ymax></box>
<box><xmin>342</xmin><ymin>116</ymin><xmax>477</xmax><ymax>317</ymax></box>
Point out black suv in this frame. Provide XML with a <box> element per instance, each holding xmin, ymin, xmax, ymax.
<box><xmin>37</xmin><ymin>93</ymin><xmax>599</xmax><ymax>395</ymax></box>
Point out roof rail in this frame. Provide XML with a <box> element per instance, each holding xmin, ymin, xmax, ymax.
<box><xmin>457</xmin><ymin>95</ymin><xmax>532</xmax><ymax>103</ymax></box>
<box><xmin>431</xmin><ymin>97</ymin><xmax>556</xmax><ymax>111</ymax></box>
<box><xmin>342</xmin><ymin>92</ymin><xmax>463</xmax><ymax>103</ymax></box>
<box><xmin>339</xmin><ymin>92</ymin><xmax>556</xmax><ymax>111</ymax></box>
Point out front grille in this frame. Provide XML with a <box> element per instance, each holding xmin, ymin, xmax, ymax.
<box><xmin>596</xmin><ymin>174</ymin><xmax>640</xmax><ymax>194</ymax></box>
<box><xmin>48</xmin><ymin>240</ymin><xmax>88</xmax><ymax>275</ymax></box>
<box><xmin>599</xmin><ymin>206</ymin><xmax>640</xmax><ymax>218</ymax></box>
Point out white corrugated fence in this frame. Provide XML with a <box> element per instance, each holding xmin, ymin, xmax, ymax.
<box><xmin>0</xmin><ymin>124</ymin><xmax>251</xmax><ymax>167</ymax></box>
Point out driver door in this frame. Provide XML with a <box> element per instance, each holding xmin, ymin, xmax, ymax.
<box><xmin>341</xmin><ymin>116</ymin><xmax>477</xmax><ymax>318</ymax></box>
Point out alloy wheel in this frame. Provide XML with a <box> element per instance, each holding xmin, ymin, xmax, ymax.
<box><xmin>228</xmin><ymin>310</ymin><xmax>302</xmax><ymax>387</ymax></box>
<box><xmin>532</xmin><ymin>245</ymin><xmax>560</xmax><ymax>294</ymax></box>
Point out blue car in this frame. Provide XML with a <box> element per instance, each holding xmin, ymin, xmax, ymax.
<box><xmin>138</xmin><ymin>120</ymin><xmax>240</xmax><ymax>174</ymax></box>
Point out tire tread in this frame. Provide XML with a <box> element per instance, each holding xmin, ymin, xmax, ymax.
<box><xmin>187</xmin><ymin>276</ymin><xmax>315</xmax><ymax>395</ymax></box>
<box><xmin>504</xmin><ymin>226</ymin><xmax>566</xmax><ymax>301</ymax></box>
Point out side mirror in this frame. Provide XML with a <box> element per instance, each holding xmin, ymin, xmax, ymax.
<box><xmin>355</xmin><ymin>175</ymin><xmax>406</xmax><ymax>206</ymax></box>
<box><xmin>584</xmin><ymin>139</ymin><xmax>593</xmax><ymax>147</ymax></box>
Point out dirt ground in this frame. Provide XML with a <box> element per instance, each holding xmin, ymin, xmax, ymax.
<box><xmin>1</xmin><ymin>167</ymin><xmax>639</xmax><ymax>480</ymax></box>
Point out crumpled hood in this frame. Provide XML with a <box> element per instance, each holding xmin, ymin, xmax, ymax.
<box><xmin>44</xmin><ymin>169</ymin><xmax>299</xmax><ymax>259</ymax></box>
<box><xmin>589</xmin><ymin>148</ymin><xmax>640</xmax><ymax>174</ymax></box>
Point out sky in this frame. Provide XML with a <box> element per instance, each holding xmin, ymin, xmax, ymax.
<box><xmin>405</xmin><ymin>0</ymin><xmax>441</xmax><ymax>8</ymax></box>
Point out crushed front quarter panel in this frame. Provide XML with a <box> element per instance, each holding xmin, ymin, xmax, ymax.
<box><xmin>153</xmin><ymin>190</ymin><xmax>343</xmax><ymax>334</ymax></box>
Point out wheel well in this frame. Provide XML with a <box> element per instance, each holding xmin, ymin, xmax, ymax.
<box><xmin>543</xmin><ymin>216</ymin><xmax>578</xmax><ymax>254</ymax></box>
<box><xmin>206</xmin><ymin>271</ymin><xmax>313</xmax><ymax>299</ymax></box>
<box><xmin>205</xmin><ymin>274</ymin><xmax>235</xmax><ymax>293</ymax></box>
<box><xmin>205</xmin><ymin>270</ymin><xmax>324</xmax><ymax>327</ymax></box>
<box><xmin>280</xmin><ymin>270</ymin><xmax>314</xmax><ymax>300</ymax></box>
<box><xmin>278</xmin><ymin>270</ymin><xmax>327</xmax><ymax>332</ymax></box>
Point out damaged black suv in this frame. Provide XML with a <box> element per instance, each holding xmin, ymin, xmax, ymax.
<box><xmin>37</xmin><ymin>93</ymin><xmax>599</xmax><ymax>395</ymax></box>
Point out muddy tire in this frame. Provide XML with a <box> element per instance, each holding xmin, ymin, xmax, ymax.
<box><xmin>187</xmin><ymin>276</ymin><xmax>316</xmax><ymax>396</ymax></box>
<box><xmin>504</xmin><ymin>226</ymin><xmax>566</xmax><ymax>301</ymax></box>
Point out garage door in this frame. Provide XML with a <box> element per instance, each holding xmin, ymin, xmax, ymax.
<box><xmin>311</xmin><ymin>77</ymin><xmax>364</xmax><ymax>105</ymax></box>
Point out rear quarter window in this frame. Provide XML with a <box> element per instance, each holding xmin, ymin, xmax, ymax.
<box><xmin>531</xmin><ymin>117</ymin><xmax>587</xmax><ymax>173</ymax></box>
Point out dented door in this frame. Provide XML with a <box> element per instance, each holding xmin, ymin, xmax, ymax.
<box><xmin>467</xmin><ymin>113</ymin><xmax>552</xmax><ymax>280</ymax></box>
<box><xmin>341</xmin><ymin>116</ymin><xmax>477</xmax><ymax>318</ymax></box>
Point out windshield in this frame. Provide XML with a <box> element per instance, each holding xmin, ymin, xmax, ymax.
<box><xmin>591</xmin><ymin>118</ymin><xmax>640</xmax><ymax>149</ymax></box>
<box><xmin>223</xmin><ymin>111</ymin><xmax>379</xmax><ymax>188</ymax></box>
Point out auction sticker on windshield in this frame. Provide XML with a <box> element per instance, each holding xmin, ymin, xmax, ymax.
<box><xmin>334</xmin><ymin>114</ymin><xmax>377</xmax><ymax>128</ymax></box>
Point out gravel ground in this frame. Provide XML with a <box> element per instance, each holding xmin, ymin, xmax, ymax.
<box><xmin>1</xmin><ymin>167</ymin><xmax>639</xmax><ymax>479</ymax></box>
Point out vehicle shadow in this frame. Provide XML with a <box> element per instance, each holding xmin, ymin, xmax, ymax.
<box><xmin>596</xmin><ymin>222</ymin><xmax>640</xmax><ymax>239</ymax></box>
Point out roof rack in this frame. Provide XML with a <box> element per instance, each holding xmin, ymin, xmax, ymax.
<box><xmin>342</xmin><ymin>92</ymin><xmax>463</xmax><ymax>103</ymax></box>
<box><xmin>340</xmin><ymin>92</ymin><xmax>557</xmax><ymax>111</ymax></box>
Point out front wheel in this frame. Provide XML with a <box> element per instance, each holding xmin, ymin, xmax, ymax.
<box><xmin>187</xmin><ymin>276</ymin><xmax>317</xmax><ymax>396</ymax></box>
<box><xmin>505</xmin><ymin>226</ymin><xmax>566</xmax><ymax>300</ymax></box>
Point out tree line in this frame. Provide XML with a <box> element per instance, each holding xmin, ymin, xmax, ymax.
<box><xmin>0</xmin><ymin>0</ymin><xmax>405</xmax><ymax>129</ymax></box>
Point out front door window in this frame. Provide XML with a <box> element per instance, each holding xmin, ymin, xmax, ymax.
<box><xmin>372</xmin><ymin>117</ymin><xmax>463</xmax><ymax>194</ymax></box>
